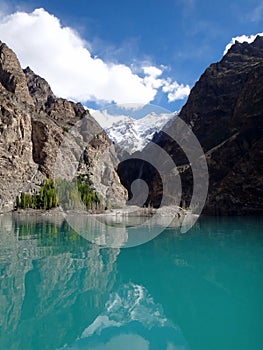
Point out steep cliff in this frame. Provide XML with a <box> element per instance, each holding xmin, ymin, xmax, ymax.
<box><xmin>118</xmin><ymin>36</ymin><xmax>263</xmax><ymax>215</ymax></box>
<box><xmin>0</xmin><ymin>43</ymin><xmax>38</xmax><ymax>212</ymax></box>
<box><xmin>0</xmin><ymin>41</ymin><xmax>127</xmax><ymax>212</ymax></box>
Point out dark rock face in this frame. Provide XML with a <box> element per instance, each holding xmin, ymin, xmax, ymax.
<box><xmin>0</xmin><ymin>41</ymin><xmax>127</xmax><ymax>212</ymax></box>
<box><xmin>118</xmin><ymin>36</ymin><xmax>263</xmax><ymax>215</ymax></box>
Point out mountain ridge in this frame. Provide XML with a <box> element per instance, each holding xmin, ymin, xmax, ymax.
<box><xmin>92</xmin><ymin>110</ymin><xmax>176</xmax><ymax>155</ymax></box>
<box><xmin>118</xmin><ymin>36</ymin><xmax>263</xmax><ymax>215</ymax></box>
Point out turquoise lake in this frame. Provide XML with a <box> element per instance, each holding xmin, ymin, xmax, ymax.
<box><xmin>0</xmin><ymin>214</ymin><xmax>262</xmax><ymax>350</ymax></box>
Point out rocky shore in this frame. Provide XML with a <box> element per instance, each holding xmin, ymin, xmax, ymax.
<box><xmin>11</xmin><ymin>204</ymin><xmax>187</xmax><ymax>218</ymax></box>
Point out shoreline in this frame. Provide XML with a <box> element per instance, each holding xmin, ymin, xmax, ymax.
<box><xmin>9</xmin><ymin>205</ymin><xmax>190</xmax><ymax>218</ymax></box>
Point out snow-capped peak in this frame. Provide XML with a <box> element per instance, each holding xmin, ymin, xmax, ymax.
<box><xmin>90</xmin><ymin>109</ymin><xmax>177</xmax><ymax>154</ymax></box>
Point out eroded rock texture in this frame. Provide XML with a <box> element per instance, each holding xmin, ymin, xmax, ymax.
<box><xmin>0</xmin><ymin>41</ymin><xmax>127</xmax><ymax>212</ymax></box>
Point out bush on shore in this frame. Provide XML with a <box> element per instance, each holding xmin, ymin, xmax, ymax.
<box><xmin>15</xmin><ymin>176</ymin><xmax>103</xmax><ymax>211</ymax></box>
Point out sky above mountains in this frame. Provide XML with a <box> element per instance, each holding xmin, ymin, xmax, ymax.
<box><xmin>0</xmin><ymin>0</ymin><xmax>262</xmax><ymax>112</ymax></box>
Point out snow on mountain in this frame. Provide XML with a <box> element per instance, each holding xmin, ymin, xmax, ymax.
<box><xmin>90</xmin><ymin>109</ymin><xmax>177</xmax><ymax>154</ymax></box>
<box><xmin>90</xmin><ymin>109</ymin><xmax>131</xmax><ymax>129</ymax></box>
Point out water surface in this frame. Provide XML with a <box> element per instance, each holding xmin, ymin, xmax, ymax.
<box><xmin>0</xmin><ymin>214</ymin><xmax>262</xmax><ymax>350</ymax></box>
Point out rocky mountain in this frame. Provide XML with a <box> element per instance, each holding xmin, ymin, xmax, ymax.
<box><xmin>92</xmin><ymin>110</ymin><xmax>176</xmax><ymax>155</ymax></box>
<box><xmin>0</xmin><ymin>41</ymin><xmax>127</xmax><ymax>213</ymax></box>
<box><xmin>118</xmin><ymin>36</ymin><xmax>263</xmax><ymax>215</ymax></box>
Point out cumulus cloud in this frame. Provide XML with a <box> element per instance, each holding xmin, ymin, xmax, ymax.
<box><xmin>143</xmin><ymin>66</ymin><xmax>163</xmax><ymax>78</ymax></box>
<box><xmin>224</xmin><ymin>32</ymin><xmax>263</xmax><ymax>55</ymax></box>
<box><xmin>142</xmin><ymin>65</ymin><xmax>190</xmax><ymax>101</ymax></box>
<box><xmin>162</xmin><ymin>79</ymin><xmax>191</xmax><ymax>102</ymax></box>
<box><xmin>0</xmin><ymin>8</ymin><xmax>190</xmax><ymax>105</ymax></box>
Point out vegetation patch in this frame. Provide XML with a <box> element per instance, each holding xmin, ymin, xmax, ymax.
<box><xmin>15</xmin><ymin>175</ymin><xmax>104</xmax><ymax>211</ymax></box>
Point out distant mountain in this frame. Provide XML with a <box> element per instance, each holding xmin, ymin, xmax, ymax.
<box><xmin>92</xmin><ymin>111</ymin><xmax>176</xmax><ymax>154</ymax></box>
<box><xmin>118</xmin><ymin>35</ymin><xmax>263</xmax><ymax>215</ymax></box>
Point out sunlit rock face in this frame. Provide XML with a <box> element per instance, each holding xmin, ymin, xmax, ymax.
<box><xmin>0</xmin><ymin>42</ymin><xmax>38</xmax><ymax>212</ymax></box>
<box><xmin>0</xmin><ymin>41</ymin><xmax>127</xmax><ymax>212</ymax></box>
<box><xmin>0</xmin><ymin>214</ymin><xmax>120</xmax><ymax>350</ymax></box>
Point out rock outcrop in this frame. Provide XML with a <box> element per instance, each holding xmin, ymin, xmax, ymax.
<box><xmin>0</xmin><ymin>43</ymin><xmax>33</xmax><ymax>105</ymax></box>
<box><xmin>118</xmin><ymin>36</ymin><xmax>263</xmax><ymax>215</ymax></box>
<box><xmin>0</xmin><ymin>43</ymin><xmax>38</xmax><ymax>212</ymax></box>
<box><xmin>0</xmin><ymin>41</ymin><xmax>127</xmax><ymax>212</ymax></box>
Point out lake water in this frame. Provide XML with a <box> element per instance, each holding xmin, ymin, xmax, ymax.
<box><xmin>0</xmin><ymin>214</ymin><xmax>262</xmax><ymax>350</ymax></box>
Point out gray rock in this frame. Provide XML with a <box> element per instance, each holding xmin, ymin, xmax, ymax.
<box><xmin>0</xmin><ymin>41</ymin><xmax>127</xmax><ymax>212</ymax></box>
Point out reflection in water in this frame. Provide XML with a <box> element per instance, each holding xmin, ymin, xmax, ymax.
<box><xmin>60</xmin><ymin>282</ymin><xmax>188</xmax><ymax>350</ymax></box>
<box><xmin>0</xmin><ymin>214</ymin><xmax>188</xmax><ymax>350</ymax></box>
<box><xmin>65</xmin><ymin>211</ymin><xmax>197</xmax><ymax>248</ymax></box>
<box><xmin>1</xmin><ymin>215</ymin><xmax>262</xmax><ymax>350</ymax></box>
<box><xmin>0</xmin><ymin>214</ymin><xmax>119</xmax><ymax>350</ymax></box>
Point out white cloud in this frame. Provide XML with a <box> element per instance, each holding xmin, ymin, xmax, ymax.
<box><xmin>0</xmin><ymin>8</ymin><xmax>190</xmax><ymax>105</ymax></box>
<box><xmin>143</xmin><ymin>66</ymin><xmax>163</xmax><ymax>78</ymax></box>
<box><xmin>142</xmin><ymin>65</ymin><xmax>190</xmax><ymax>101</ymax></box>
<box><xmin>162</xmin><ymin>79</ymin><xmax>191</xmax><ymax>102</ymax></box>
<box><xmin>224</xmin><ymin>32</ymin><xmax>263</xmax><ymax>55</ymax></box>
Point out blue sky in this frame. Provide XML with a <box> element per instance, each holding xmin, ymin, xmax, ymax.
<box><xmin>0</xmin><ymin>0</ymin><xmax>262</xmax><ymax>112</ymax></box>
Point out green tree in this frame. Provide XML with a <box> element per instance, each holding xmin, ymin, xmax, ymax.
<box><xmin>15</xmin><ymin>176</ymin><xmax>103</xmax><ymax>211</ymax></box>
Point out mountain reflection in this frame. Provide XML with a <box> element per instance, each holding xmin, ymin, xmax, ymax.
<box><xmin>2</xmin><ymin>214</ymin><xmax>260</xmax><ymax>350</ymax></box>
<box><xmin>0</xmin><ymin>214</ymin><xmax>119</xmax><ymax>350</ymax></box>
<box><xmin>59</xmin><ymin>282</ymin><xmax>189</xmax><ymax>350</ymax></box>
<box><xmin>0</xmin><ymin>214</ymin><xmax>188</xmax><ymax>350</ymax></box>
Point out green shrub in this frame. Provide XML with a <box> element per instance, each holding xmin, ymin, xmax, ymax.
<box><xmin>16</xmin><ymin>176</ymin><xmax>103</xmax><ymax>211</ymax></box>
